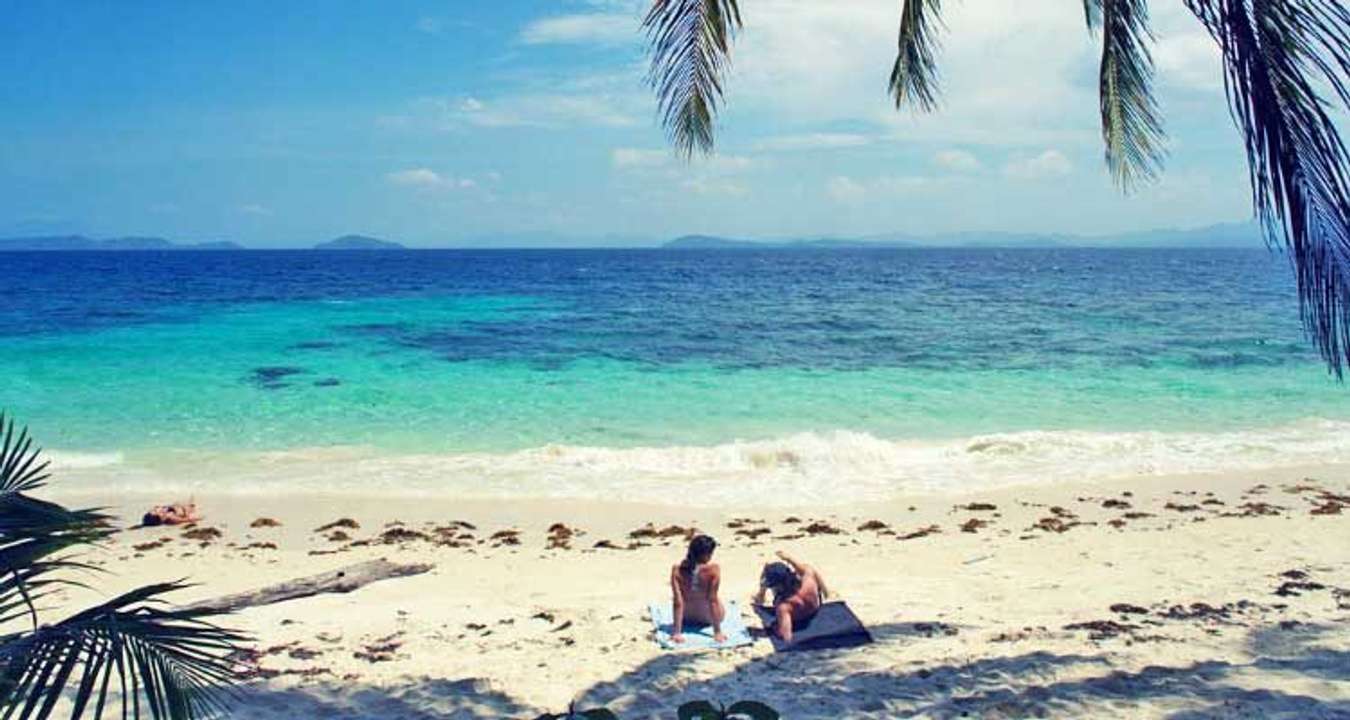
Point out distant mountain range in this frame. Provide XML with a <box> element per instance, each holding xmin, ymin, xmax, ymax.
<box><xmin>0</xmin><ymin>234</ymin><xmax>405</xmax><ymax>251</ymax></box>
<box><xmin>0</xmin><ymin>224</ymin><xmax>1263</xmax><ymax>250</ymax></box>
<box><xmin>663</xmin><ymin>223</ymin><xmax>1265</xmax><ymax>250</ymax></box>
<box><xmin>0</xmin><ymin>235</ymin><xmax>246</xmax><ymax>251</ymax></box>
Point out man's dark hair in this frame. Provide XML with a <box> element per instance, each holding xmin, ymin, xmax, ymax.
<box><xmin>760</xmin><ymin>561</ymin><xmax>801</xmax><ymax>601</ymax></box>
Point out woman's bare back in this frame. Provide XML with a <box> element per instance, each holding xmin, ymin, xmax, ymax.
<box><xmin>672</xmin><ymin>562</ymin><xmax>724</xmax><ymax>625</ymax></box>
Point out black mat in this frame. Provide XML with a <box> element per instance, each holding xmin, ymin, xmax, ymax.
<box><xmin>752</xmin><ymin>601</ymin><xmax>873</xmax><ymax>652</ymax></box>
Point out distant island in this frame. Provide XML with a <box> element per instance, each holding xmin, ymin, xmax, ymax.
<box><xmin>664</xmin><ymin>235</ymin><xmax>917</xmax><ymax>250</ymax></box>
<box><xmin>0</xmin><ymin>233</ymin><xmax>410</xmax><ymax>251</ymax></box>
<box><xmin>0</xmin><ymin>235</ymin><xmax>246</xmax><ymax>251</ymax></box>
<box><xmin>662</xmin><ymin>222</ymin><xmax>1262</xmax><ymax>250</ymax></box>
<box><xmin>313</xmin><ymin>234</ymin><xmax>404</xmax><ymax>250</ymax></box>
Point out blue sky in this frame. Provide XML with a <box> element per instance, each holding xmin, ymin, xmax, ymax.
<box><xmin>1</xmin><ymin>0</ymin><xmax>1260</xmax><ymax>247</ymax></box>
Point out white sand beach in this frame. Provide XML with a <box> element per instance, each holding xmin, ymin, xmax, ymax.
<box><xmin>45</xmin><ymin>464</ymin><xmax>1350</xmax><ymax>719</ymax></box>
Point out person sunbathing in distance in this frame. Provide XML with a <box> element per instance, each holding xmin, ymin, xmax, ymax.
<box><xmin>141</xmin><ymin>500</ymin><xmax>201</xmax><ymax>527</ymax></box>
<box><xmin>754</xmin><ymin>549</ymin><xmax>830</xmax><ymax>643</ymax></box>
<box><xmin>670</xmin><ymin>534</ymin><xmax>726</xmax><ymax>644</ymax></box>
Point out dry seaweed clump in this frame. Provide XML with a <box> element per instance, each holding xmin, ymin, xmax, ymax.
<box><xmin>898</xmin><ymin>525</ymin><xmax>940</xmax><ymax>541</ymax></box>
<box><xmin>182</xmin><ymin>526</ymin><xmax>222</xmax><ymax>543</ymax></box>
<box><xmin>628</xmin><ymin>524</ymin><xmax>694</xmax><ymax>541</ymax></box>
<box><xmin>378</xmin><ymin>527</ymin><xmax>430</xmax><ymax>544</ymax></box>
<box><xmin>960</xmin><ymin>518</ymin><xmax>989</xmax><ymax>533</ymax></box>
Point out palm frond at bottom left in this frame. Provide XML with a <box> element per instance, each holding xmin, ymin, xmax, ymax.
<box><xmin>0</xmin><ymin>581</ymin><xmax>247</xmax><ymax>720</ymax></box>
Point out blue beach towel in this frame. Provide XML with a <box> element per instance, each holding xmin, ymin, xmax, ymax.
<box><xmin>648</xmin><ymin>599</ymin><xmax>754</xmax><ymax>650</ymax></box>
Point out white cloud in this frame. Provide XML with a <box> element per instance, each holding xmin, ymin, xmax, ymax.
<box><xmin>934</xmin><ymin>150</ymin><xmax>982</xmax><ymax>173</ymax></box>
<box><xmin>826</xmin><ymin>173</ymin><xmax>950</xmax><ymax>205</ymax></box>
<box><xmin>238</xmin><ymin>204</ymin><xmax>272</xmax><ymax>216</ymax></box>
<box><xmin>826</xmin><ymin>176</ymin><xmax>868</xmax><ymax>204</ymax></box>
<box><xmin>386</xmin><ymin>168</ymin><xmax>479</xmax><ymax>191</ymax></box>
<box><xmin>611</xmin><ymin>148</ymin><xmax>753</xmax><ymax>173</ymax></box>
<box><xmin>682</xmin><ymin>178</ymin><xmax>749</xmax><ymax>196</ymax></box>
<box><xmin>612</xmin><ymin>148</ymin><xmax>670</xmax><ymax>168</ymax></box>
<box><xmin>753</xmin><ymin>133</ymin><xmax>872</xmax><ymax>152</ymax></box>
<box><xmin>709</xmin><ymin>155</ymin><xmax>753</xmax><ymax>172</ymax></box>
<box><xmin>387</xmin><ymin>168</ymin><xmax>446</xmax><ymax>187</ymax></box>
<box><xmin>1154</xmin><ymin>29</ymin><xmax>1223</xmax><ymax>91</ymax></box>
<box><xmin>1004</xmin><ymin>150</ymin><xmax>1074</xmax><ymax>180</ymax></box>
<box><xmin>519</xmin><ymin>13</ymin><xmax>637</xmax><ymax>45</ymax></box>
<box><xmin>425</xmin><ymin>92</ymin><xmax>638</xmax><ymax>129</ymax></box>
<box><xmin>612</xmin><ymin>147</ymin><xmax>757</xmax><ymax>200</ymax></box>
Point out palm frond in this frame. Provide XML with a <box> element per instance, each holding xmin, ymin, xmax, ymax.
<box><xmin>1084</xmin><ymin>0</ymin><xmax>1103</xmax><ymax>30</ymax></box>
<box><xmin>1097</xmin><ymin>0</ymin><xmax>1166</xmax><ymax>189</ymax></box>
<box><xmin>890</xmin><ymin>0</ymin><xmax>946</xmax><ymax>112</ymax></box>
<box><xmin>0</xmin><ymin>416</ymin><xmax>50</xmax><ymax>497</ymax></box>
<box><xmin>0</xmin><ymin>423</ymin><xmax>111</xmax><ymax>637</ymax></box>
<box><xmin>0</xmin><ymin>582</ymin><xmax>247</xmax><ymax>720</ymax></box>
<box><xmin>1185</xmin><ymin>0</ymin><xmax>1350</xmax><ymax>375</ymax></box>
<box><xmin>643</xmin><ymin>0</ymin><xmax>742</xmax><ymax>158</ymax></box>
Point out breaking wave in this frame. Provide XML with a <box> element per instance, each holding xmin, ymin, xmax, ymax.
<box><xmin>46</xmin><ymin>418</ymin><xmax>1350</xmax><ymax>507</ymax></box>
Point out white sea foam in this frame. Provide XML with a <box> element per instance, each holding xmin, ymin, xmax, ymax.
<box><xmin>48</xmin><ymin>418</ymin><xmax>1350</xmax><ymax>507</ymax></box>
<box><xmin>45</xmin><ymin>450</ymin><xmax>125</xmax><ymax>470</ymax></box>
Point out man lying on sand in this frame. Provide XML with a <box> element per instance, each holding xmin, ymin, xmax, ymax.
<box><xmin>669</xmin><ymin>534</ymin><xmax>726</xmax><ymax>644</ymax></box>
<box><xmin>754</xmin><ymin>549</ymin><xmax>830</xmax><ymax>643</ymax></box>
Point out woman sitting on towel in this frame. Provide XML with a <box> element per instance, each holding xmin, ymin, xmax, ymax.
<box><xmin>755</xmin><ymin>549</ymin><xmax>829</xmax><ymax>643</ymax></box>
<box><xmin>670</xmin><ymin>534</ymin><xmax>726</xmax><ymax>644</ymax></box>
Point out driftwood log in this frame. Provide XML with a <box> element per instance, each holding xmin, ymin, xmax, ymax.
<box><xmin>185</xmin><ymin>558</ymin><xmax>433</xmax><ymax>613</ymax></box>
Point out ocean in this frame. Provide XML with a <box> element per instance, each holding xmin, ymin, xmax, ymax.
<box><xmin>3</xmin><ymin>247</ymin><xmax>1347</xmax><ymax>506</ymax></box>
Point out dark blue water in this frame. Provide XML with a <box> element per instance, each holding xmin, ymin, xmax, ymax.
<box><xmin>0</xmin><ymin>248</ymin><xmax>1317</xmax><ymax>372</ymax></box>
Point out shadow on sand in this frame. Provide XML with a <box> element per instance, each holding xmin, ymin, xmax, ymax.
<box><xmin>231</xmin><ymin>621</ymin><xmax>1350</xmax><ymax>719</ymax></box>
<box><xmin>230</xmin><ymin>677</ymin><xmax>534</xmax><ymax>720</ymax></box>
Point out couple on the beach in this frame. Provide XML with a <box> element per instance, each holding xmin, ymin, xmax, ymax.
<box><xmin>669</xmin><ymin>534</ymin><xmax>828</xmax><ymax>644</ymax></box>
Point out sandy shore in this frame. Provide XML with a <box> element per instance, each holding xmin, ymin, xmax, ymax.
<box><xmin>45</xmin><ymin>465</ymin><xmax>1350</xmax><ymax>718</ymax></box>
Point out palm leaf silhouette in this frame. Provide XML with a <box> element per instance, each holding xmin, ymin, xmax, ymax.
<box><xmin>1089</xmin><ymin>0</ymin><xmax>1167</xmax><ymax>189</ymax></box>
<box><xmin>644</xmin><ymin>0</ymin><xmax>742</xmax><ymax>158</ymax></box>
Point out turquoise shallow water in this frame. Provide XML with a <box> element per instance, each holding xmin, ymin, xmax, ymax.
<box><xmin>2</xmin><ymin>248</ymin><xmax>1347</xmax><ymax>503</ymax></box>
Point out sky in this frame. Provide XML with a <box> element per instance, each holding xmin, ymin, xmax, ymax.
<box><xmin>0</xmin><ymin>0</ymin><xmax>1265</xmax><ymax>247</ymax></box>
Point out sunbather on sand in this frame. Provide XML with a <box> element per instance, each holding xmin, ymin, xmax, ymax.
<box><xmin>141</xmin><ymin>500</ymin><xmax>200</xmax><ymax>527</ymax></box>
<box><xmin>754</xmin><ymin>549</ymin><xmax>830</xmax><ymax>643</ymax></box>
<box><xmin>669</xmin><ymin>534</ymin><xmax>726</xmax><ymax>644</ymax></box>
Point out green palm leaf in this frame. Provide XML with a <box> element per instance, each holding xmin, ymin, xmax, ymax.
<box><xmin>643</xmin><ymin>0</ymin><xmax>742</xmax><ymax>158</ymax></box>
<box><xmin>890</xmin><ymin>0</ymin><xmax>946</xmax><ymax>112</ymax></box>
<box><xmin>1094</xmin><ymin>0</ymin><xmax>1166</xmax><ymax>189</ymax></box>
<box><xmin>0</xmin><ymin>582</ymin><xmax>246</xmax><ymax>720</ymax></box>
<box><xmin>1185</xmin><ymin>0</ymin><xmax>1350</xmax><ymax>375</ymax></box>
<box><xmin>0</xmin><ymin>415</ymin><xmax>50</xmax><ymax>496</ymax></box>
<box><xmin>0</xmin><ymin>426</ymin><xmax>111</xmax><ymax>636</ymax></box>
